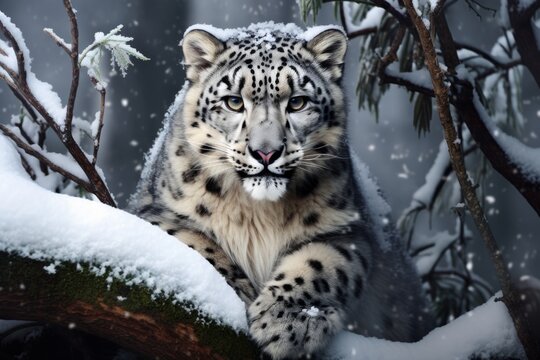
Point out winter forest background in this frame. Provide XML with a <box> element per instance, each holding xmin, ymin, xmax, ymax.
<box><xmin>2</xmin><ymin>0</ymin><xmax>537</xmax><ymax>284</ymax></box>
<box><xmin>0</xmin><ymin>0</ymin><xmax>539</xmax><ymax>359</ymax></box>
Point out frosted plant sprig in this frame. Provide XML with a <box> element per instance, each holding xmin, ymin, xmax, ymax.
<box><xmin>79</xmin><ymin>25</ymin><xmax>149</xmax><ymax>87</ymax></box>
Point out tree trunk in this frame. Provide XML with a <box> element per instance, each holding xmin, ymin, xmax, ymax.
<box><xmin>0</xmin><ymin>251</ymin><xmax>258</xmax><ymax>360</ymax></box>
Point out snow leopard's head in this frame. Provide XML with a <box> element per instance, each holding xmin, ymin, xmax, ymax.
<box><xmin>180</xmin><ymin>23</ymin><xmax>347</xmax><ymax>201</ymax></box>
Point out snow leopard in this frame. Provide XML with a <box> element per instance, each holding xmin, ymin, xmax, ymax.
<box><xmin>129</xmin><ymin>23</ymin><xmax>433</xmax><ymax>359</ymax></box>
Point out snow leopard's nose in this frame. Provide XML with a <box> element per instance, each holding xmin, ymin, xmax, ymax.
<box><xmin>249</xmin><ymin>146</ymin><xmax>283</xmax><ymax>166</ymax></box>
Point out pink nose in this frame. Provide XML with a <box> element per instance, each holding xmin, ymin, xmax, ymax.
<box><xmin>256</xmin><ymin>150</ymin><xmax>276</xmax><ymax>165</ymax></box>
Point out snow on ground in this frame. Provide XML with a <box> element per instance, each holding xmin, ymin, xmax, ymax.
<box><xmin>0</xmin><ymin>135</ymin><xmax>248</xmax><ymax>332</ymax></box>
<box><xmin>326</xmin><ymin>295</ymin><xmax>524</xmax><ymax>360</ymax></box>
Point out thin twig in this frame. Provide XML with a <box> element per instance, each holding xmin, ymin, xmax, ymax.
<box><xmin>6</xmin><ymin>83</ymin><xmax>38</xmax><ymax>122</ymax></box>
<box><xmin>348</xmin><ymin>26</ymin><xmax>378</xmax><ymax>38</ymax></box>
<box><xmin>18</xmin><ymin>151</ymin><xmax>36</xmax><ymax>180</ymax></box>
<box><xmin>90</xmin><ymin>77</ymin><xmax>106</xmax><ymax>166</ymax></box>
<box><xmin>0</xmin><ymin>61</ymin><xmax>18</xmax><ymax>81</ymax></box>
<box><xmin>338</xmin><ymin>2</ymin><xmax>378</xmax><ymax>39</ymax></box>
<box><xmin>14</xmin><ymin>118</ymin><xmax>34</xmax><ymax>145</ymax></box>
<box><xmin>428</xmin><ymin>145</ymin><xmax>478</xmax><ymax>211</ymax></box>
<box><xmin>43</xmin><ymin>28</ymin><xmax>71</xmax><ymax>55</ymax></box>
<box><xmin>454</xmin><ymin>41</ymin><xmax>519</xmax><ymax>68</ymax></box>
<box><xmin>381</xmin><ymin>25</ymin><xmax>406</xmax><ymax>66</ymax></box>
<box><xmin>339</xmin><ymin>2</ymin><xmax>349</xmax><ymax>34</ymax></box>
<box><xmin>476</xmin><ymin>59</ymin><xmax>522</xmax><ymax>80</ymax></box>
<box><xmin>380</xmin><ymin>71</ymin><xmax>436</xmax><ymax>96</ymax></box>
<box><xmin>0</xmin><ymin>21</ymin><xmax>26</xmax><ymax>83</ymax></box>
<box><xmin>62</xmin><ymin>0</ymin><xmax>80</xmax><ymax>133</ymax></box>
<box><xmin>0</xmin><ymin>123</ymin><xmax>93</xmax><ymax>192</ymax></box>
<box><xmin>375</xmin><ymin>25</ymin><xmax>437</xmax><ymax>96</ymax></box>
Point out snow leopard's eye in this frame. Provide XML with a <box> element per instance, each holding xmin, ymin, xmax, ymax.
<box><xmin>287</xmin><ymin>96</ymin><xmax>308</xmax><ymax>112</ymax></box>
<box><xmin>224</xmin><ymin>96</ymin><xmax>244</xmax><ymax>112</ymax></box>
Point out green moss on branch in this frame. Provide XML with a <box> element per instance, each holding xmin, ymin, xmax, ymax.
<box><xmin>0</xmin><ymin>251</ymin><xmax>258</xmax><ymax>359</ymax></box>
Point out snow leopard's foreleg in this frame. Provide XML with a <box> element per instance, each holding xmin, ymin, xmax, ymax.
<box><xmin>248</xmin><ymin>229</ymin><xmax>372</xmax><ymax>359</ymax></box>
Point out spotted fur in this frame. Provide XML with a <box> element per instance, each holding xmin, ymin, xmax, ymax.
<box><xmin>129</xmin><ymin>23</ymin><xmax>433</xmax><ymax>359</ymax></box>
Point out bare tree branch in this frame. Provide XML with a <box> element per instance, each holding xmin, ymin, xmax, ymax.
<box><xmin>0</xmin><ymin>8</ymin><xmax>116</xmax><ymax>206</ymax></box>
<box><xmin>62</xmin><ymin>0</ymin><xmax>79</xmax><ymax>133</ymax></box>
<box><xmin>0</xmin><ymin>123</ymin><xmax>93</xmax><ymax>193</ymax></box>
<box><xmin>370</xmin><ymin>0</ymin><xmax>412</xmax><ymax>28</ymax></box>
<box><xmin>454</xmin><ymin>41</ymin><xmax>519</xmax><ymax>69</ymax></box>
<box><xmin>348</xmin><ymin>26</ymin><xmax>378</xmax><ymax>38</ymax></box>
<box><xmin>6</xmin><ymin>83</ymin><xmax>38</xmax><ymax>123</ymax></box>
<box><xmin>508</xmin><ymin>0</ymin><xmax>540</xmax><ymax>87</ymax></box>
<box><xmin>0</xmin><ymin>61</ymin><xmax>18</xmax><ymax>81</ymax></box>
<box><xmin>90</xmin><ymin>77</ymin><xmax>106</xmax><ymax>166</ymax></box>
<box><xmin>338</xmin><ymin>2</ymin><xmax>378</xmax><ymax>39</ymax></box>
<box><xmin>17</xmin><ymin>151</ymin><xmax>36</xmax><ymax>180</ymax></box>
<box><xmin>380</xmin><ymin>71</ymin><xmax>435</xmax><ymax>95</ymax></box>
<box><xmin>0</xmin><ymin>20</ymin><xmax>26</xmax><ymax>83</ymax></box>
<box><xmin>402</xmin><ymin>2</ymin><xmax>540</xmax><ymax>358</ymax></box>
<box><xmin>43</xmin><ymin>28</ymin><xmax>71</xmax><ymax>55</ymax></box>
<box><xmin>339</xmin><ymin>2</ymin><xmax>349</xmax><ymax>34</ymax></box>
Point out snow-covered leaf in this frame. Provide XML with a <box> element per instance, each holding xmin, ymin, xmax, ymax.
<box><xmin>79</xmin><ymin>25</ymin><xmax>149</xmax><ymax>88</ymax></box>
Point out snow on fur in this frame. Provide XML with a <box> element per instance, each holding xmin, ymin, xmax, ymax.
<box><xmin>351</xmin><ymin>151</ymin><xmax>394</xmax><ymax>251</ymax></box>
<box><xmin>0</xmin><ymin>135</ymin><xmax>248</xmax><ymax>332</ymax></box>
<box><xmin>183</xmin><ymin>21</ymin><xmax>343</xmax><ymax>44</ymax></box>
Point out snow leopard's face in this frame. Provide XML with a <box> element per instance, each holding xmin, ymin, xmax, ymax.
<box><xmin>181</xmin><ymin>26</ymin><xmax>347</xmax><ymax>201</ymax></box>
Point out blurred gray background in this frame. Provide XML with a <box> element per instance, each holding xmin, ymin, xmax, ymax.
<box><xmin>0</xmin><ymin>0</ymin><xmax>538</xmax><ymax>287</ymax></box>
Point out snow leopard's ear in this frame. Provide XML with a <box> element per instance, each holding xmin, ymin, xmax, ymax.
<box><xmin>182</xmin><ymin>29</ymin><xmax>225</xmax><ymax>82</ymax></box>
<box><xmin>306</xmin><ymin>29</ymin><xmax>347</xmax><ymax>82</ymax></box>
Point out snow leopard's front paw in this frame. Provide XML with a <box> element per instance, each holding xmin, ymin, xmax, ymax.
<box><xmin>248</xmin><ymin>286</ymin><xmax>344</xmax><ymax>359</ymax></box>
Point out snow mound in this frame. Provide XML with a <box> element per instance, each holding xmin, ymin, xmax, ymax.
<box><xmin>0</xmin><ymin>136</ymin><xmax>248</xmax><ymax>332</ymax></box>
<box><xmin>326</xmin><ymin>295</ymin><xmax>524</xmax><ymax>360</ymax></box>
<box><xmin>183</xmin><ymin>21</ymin><xmax>344</xmax><ymax>44</ymax></box>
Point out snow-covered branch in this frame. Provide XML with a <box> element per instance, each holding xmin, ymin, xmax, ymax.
<box><xmin>43</xmin><ymin>27</ymin><xmax>71</xmax><ymax>54</ymax></box>
<box><xmin>339</xmin><ymin>2</ymin><xmax>383</xmax><ymax>38</ymax></box>
<box><xmin>0</xmin><ymin>135</ymin><xmax>256</xmax><ymax>359</ymax></box>
<box><xmin>507</xmin><ymin>0</ymin><xmax>540</xmax><ymax>87</ymax></box>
